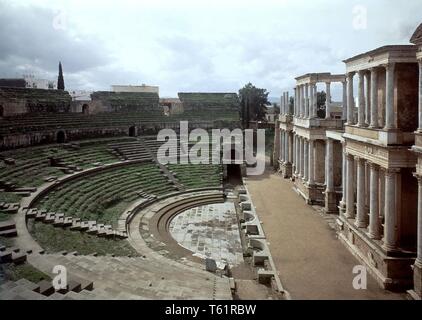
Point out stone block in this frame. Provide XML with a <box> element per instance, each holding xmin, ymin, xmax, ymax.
<box><xmin>12</xmin><ymin>252</ymin><xmax>27</xmax><ymax>265</ymax></box>
<box><xmin>37</xmin><ymin>280</ymin><xmax>55</xmax><ymax>296</ymax></box>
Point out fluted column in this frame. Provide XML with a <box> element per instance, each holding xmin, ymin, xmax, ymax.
<box><xmin>325</xmin><ymin>139</ymin><xmax>334</xmax><ymax>192</ymax></box>
<box><xmin>368</xmin><ymin>163</ymin><xmax>381</xmax><ymax>239</ymax></box>
<box><xmin>289</xmin><ymin>132</ymin><xmax>293</xmax><ymax>164</ymax></box>
<box><xmin>308</xmin><ymin>140</ymin><xmax>314</xmax><ymax>185</ymax></box>
<box><xmin>301</xmin><ymin>86</ymin><xmax>305</xmax><ymax>118</ymax></box>
<box><xmin>285</xmin><ymin>131</ymin><xmax>289</xmax><ymax>164</ymax></box>
<box><xmin>339</xmin><ymin>143</ymin><xmax>347</xmax><ymax>211</ymax></box>
<box><xmin>285</xmin><ymin>92</ymin><xmax>290</xmax><ymax>115</ymax></box>
<box><xmin>342</xmin><ymin>81</ymin><xmax>347</xmax><ymax>120</ymax></box>
<box><xmin>383</xmin><ymin>168</ymin><xmax>399</xmax><ymax>251</ymax></box>
<box><xmin>384</xmin><ymin>63</ymin><xmax>396</xmax><ymax>130</ymax></box>
<box><xmin>305</xmin><ymin>84</ymin><xmax>309</xmax><ymax>118</ymax></box>
<box><xmin>355</xmin><ymin>157</ymin><xmax>368</xmax><ymax>228</ymax></box>
<box><xmin>370</xmin><ymin>68</ymin><xmax>379</xmax><ymax>128</ymax></box>
<box><xmin>309</xmin><ymin>84</ymin><xmax>314</xmax><ymax>119</ymax></box>
<box><xmin>358</xmin><ymin>71</ymin><xmax>365</xmax><ymax>127</ymax></box>
<box><xmin>303</xmin><ymin>139</ymin><xmax>309</xmax><ymax>182</ymax></box>
<box><xmin>416</xmin><ymin>175</ymin><xmax>422</xmax><ymax>267</ymax></box>
<box><xmin>325</xmin><ymin>82</ymin><xmax>331</xmax><ymax>119</ymax></box>
<box><xmin>365</xmin><ymin>72</ymin><xmax>371</xmax><ymax>126</ymax></box>
<box><xmin>313</xmin><ymin>84</ymin><xmax>318</xmax><ymax>118</ymax></box>
<box><xmin>346</xmin><ymin>153</ymin><xmax>355</xmax><ymax>219</ymax></box>
<box><xmin>300</xmin><ymin>138</ymin><xmax>304</xmax><ymax>178</ymax></box>
<box><xmin>294</xmin><ymin>88</ymin><xmax>298</xmax><ymax>117</ymax></box>
<box><xmin>347</xmin><ymin>73</ymin><xmax>355</xmax><ymax>125</ymax></box>
<box><xmin>294</xmin><ymin>135</ymin><xmax>299</xmax><ymax>175</ymax></box>
<box><xmin>418</xmin><ymin>60</ymin><xmax>422</xmax><ymax>132</ymax></box>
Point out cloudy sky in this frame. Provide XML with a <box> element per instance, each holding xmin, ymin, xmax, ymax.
<box><xmin>0</xmin><ymin>0</ymin><xmax>421</xmax><ymax>98</ymax></box>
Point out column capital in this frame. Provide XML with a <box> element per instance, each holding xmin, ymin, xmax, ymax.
<box><xmin>357</xmin><ymin>69</ymin><xmax>366</xmax><ymax>76</ymax></box>
<box><xmin>346</xmin><ymin>153</ymin><xmax>354</xmax><ymax>161</ymax></box>
<box><xmin>368</xmin><ymin>161</ymin><xmax>379</xmax><ymax>170</ymax></box>
<box><xmin>347</xmin><ymin>71</ymin><xmax>356</xmax><ymax>78</ymax></box>
<box><xmin>413</xmin><ymin>173</ymin><xmax>422</xmax><ymax>184</ymax></box>
<box><xmin>382</xmin><ymin>62</ymin><xmax>396</xmax><ymax>70</ymax></box>
<box><xmin>384</xmin><ymin>167</ymin><xmax>401</xmax><ymax>176</ymax></box>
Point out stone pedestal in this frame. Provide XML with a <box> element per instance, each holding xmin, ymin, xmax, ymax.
<box><xmin>412</xmin><ymin>262</ymin><xmax>422</xmax><ymax>299</ymax></box>
<box><xmin>282</xmin><ymin>163</ymin><xmax>293</xmax><ymax>179</ymax></box>
<box><xmin>324</xmin><ymin>191</ymin><xmax>338</xmax><ymax>214</ymax></box>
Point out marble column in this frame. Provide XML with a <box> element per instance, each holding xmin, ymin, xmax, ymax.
<box><xmin>368</xmin><ymin>163</ymin><xmax>381</xmax><ymax>239</ymax></box>
<box><xmin>358</xmin><ymin>71</ymin><xmax>365</xmax><ymax>127</ymax></box>
<box><xmin>370</xmin><ymin>68</ymin><xmax>379</xmax><ymax>128</ymax></box>
<box><xmin>285</xmin><ymin>131</ymin><xmax>289</xmax><ymax>164</ymax></box>
<box><xmin>295</xmin><ymin>136</ymin><xmax>299</xmax><ymax>175</ymax></box>
<box><xmin>355</xmin><ymin>157</ymin><xmax>368</xmax><ymax>228</ymax></box>
<box><xmin>305</xmin><ymin>84</ymin><xmax>309</xmax><ymax>118</ymax></box>
<box><xmin>313</xmin><ymin>84</ymin><xmax>318</xmax><ymax>118</ymax></box>
<box><xmin>301</xmin><ymin>86</ymin><xmax>305</xmax><ymax>118</ymax></box>
<box><xmin>383</xmin><ymin>168</ymin><xmax>399</xmax><ymax>251</ymax></box>
<box><xmin>309</xmin><ymin>84</ymin><xmax>314</xmax><ymax>119</ymax></box>
<box><xmin>325</xmin><ymin>139</ymin><xmax>334</xmax><ymax>192</ymax></box>
<box><xmin>365</xmin><ymin>72</ymin><xmax>371</xmax><ymax>126</ymax></box>
<box><xmin>289</xmin><ymin>132</ymin><xmax>293</xmax><ymax>164</ymax></box>
<box><xmin>300</xmin><ymin>138</ymin><xmax>304</xmax><ymax>178</ymax></box>
<box><xmin>304</xmin><ymin>139</ymin><xmax>309</xmax><ymax>181</ymax></box>
<box><xmin>325</xmin><ymin>82</ymin><xmax>331</xmax><ymax>119</ymax></box>
<box><xmin>308</xmin><ymin>140</ymin><xmax>314</xmax><ymax>185</ymax></box>
<box><xmin>339</xmin><ymin>143</ymin><xmax>347</xmax><ymax>212</ymax></box>
<box><xmin>285</xmin><ymin>92</ymin><xmax>290</xmax><ymax>115</ymax></box>
<box><xmin>416</xmin><ymin>175</ymin><xmax>422</xmax><ymax>267</ymax></box>
<box><xmin>342</xmin><ymin>81</ymin><xmax>347</xmax><ymax>120</ymax></box>
<box><xmin>294</xmin><ymin>88</ymin><xmax>298</xmax><ymax>117</ymax></box>
<box><xmin>418</xmin><ymin>60</ymin><xmax>422</xmax><ymax>132</ymax></box>
<box><xmin>346</xmin><ymin>153</ymin><xmax>355</xmax><ymax>219</ymax></box>
<box><xmin>347</xmin><ymin>73</ymin><xmax>355</xmax><ymax>125</ymax></box>
<box><xmin>385</xmin><ymin>63</ymin><xmax>396</xmax><ymax>130</ymax></box>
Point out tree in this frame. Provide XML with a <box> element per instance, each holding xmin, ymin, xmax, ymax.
<box><xmin>316</xmin><ymin>90</ymin><xmax>326</xmax><ymax>119</ymax></box>
<box><xmin>57</xmin><ymin>62</ymin><xmax>65</xmax><ymax>90</ymax></box>
<box><xmin>238</xmin><ymin>83</ymin><xmax>270</xmax><ymax>128</ymax></box>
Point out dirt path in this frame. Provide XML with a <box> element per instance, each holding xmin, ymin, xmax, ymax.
<box><xmin>245</xmin><ymin>169</ymin><xmax>405</xmax><ymax>300</ymax></box>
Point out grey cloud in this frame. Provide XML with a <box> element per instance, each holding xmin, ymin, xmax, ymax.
<box><xmin>0</xmin><ymin>3</ymin><xmax>111</xmax><ymax>77</ymax></box>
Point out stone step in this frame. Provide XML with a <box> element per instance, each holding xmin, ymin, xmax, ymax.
<box><xmin>12</xmin><ymin>252</ymin><xmax>27</xmax><ymax>265</ymax></box>
<box><xmin>0</xmin><ymin>228</ymin><xmax>18</xmax><ymax>237</ymax></box>
<box><xmin>37</xmin><ymin>280</ymin><xmax>55</xmax><ymax>296</ymax></box>
<box><xmin>0</xmin><ymin>220</ymin><xmax>15</xmax><ymax>231</ymax></box>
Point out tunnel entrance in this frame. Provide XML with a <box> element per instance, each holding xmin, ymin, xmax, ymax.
<box><xmin>57</xmin><ymin>131</ymin><xmax>65</xmax><ymax>143</ymax></box>
<box><xmin>225</xmin><ymin>164</ymin><xmax>242</xmax><ymax>187</ymax></box>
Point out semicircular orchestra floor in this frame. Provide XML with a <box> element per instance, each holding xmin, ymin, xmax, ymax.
<box><xmin>169</xmin><ymin>202</ymin><xmax>243</xmax><ymax>267</ymax></box>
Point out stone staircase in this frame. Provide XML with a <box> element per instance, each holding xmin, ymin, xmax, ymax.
<box><xmin>0</xmin><ymin>245</ymin><xmax>27</xmax><ymax>265</ymax></box>
<box><xmin>138</xmin><ymin>136</ymin><xmax>185</xmax><ymax>191</ymax></box>
<box><xmin>26</xmin><ymin>252</ymin><xmax>232</xmax><ymax>299</ymax></box>
<box><xmin>26</xmin><ymin>208</ymin><xmax>127</xmax><ymax>239</ymax></box>
<box><xmin>0</xmin><ymin>220</ymin><xmax>17</xmax><ymax>237</ymax></box>
<box><xmin>0</xmin><ymin>277</ymin><xmax>95</xmax><ymax>300</ymax></box>
<box><xmin>108</xmin><ymin>141</ymin><xmax>153</xmax><ymax>162</ymax></box>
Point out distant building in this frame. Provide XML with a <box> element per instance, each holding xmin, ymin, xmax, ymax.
<box><xmin>0</xmin><ymin>75</ymin><xmax>56</xmax><ymax>89</ymax></box>
<box><xmin>111</xmin><ymin>84</ymin><xmax>159</xmax><ymax>95</ymax></box>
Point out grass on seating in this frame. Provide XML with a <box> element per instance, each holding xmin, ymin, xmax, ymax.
<box><xmin>29</xmin><ymin>221</ymin><xmax>140</xmax><ymax>257</ymax></box>
<box><xmin>35</xmin><ymin>163</ymin><xmax>175</xmax><ymax>227</ymax></box>
<box><xmin>167</xmin><ymin>164</ymin><xmax>222</xmax><ymax>189</ymax></box>
<box><xmin>2</xmin><ymin>263</ymin><xmax>51</xmax><ymax>283</ymax></box>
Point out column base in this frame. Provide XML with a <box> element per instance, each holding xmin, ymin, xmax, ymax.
<box><xmin>409</xmin><ymin>261</ymin><xmax>422</xmax><ymax>299</ymax></box>
<box><xmin>337</xmin><ymin>216</ymin><xmax>416</xmax><ymax>292</ymax></box>
<box><xmin>324</xmin><ymin>191</ymin><xmax>339</xmax><ymax>214</ymax></box>
<box><xmin>280</xmin><ymin>162</ymin><xmax>293</xmax><ymax>179</ymax></box>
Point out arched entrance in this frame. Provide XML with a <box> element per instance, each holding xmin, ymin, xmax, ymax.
<box><xmin>129</xmin><ymin>126</ymin><xmax>136</xmax><ymax>137</ymax></box>
<box><xmin>0</xmin><ymin>105</ymin><xmax>3</xmax><ymax>118</ymax></box>
<box><xmin>57</xmin><ymin>131</ymin><xmax>65</xmax><ymax>143</ymax></box>
<box><xmin>82</xmin><ymin>104</ymin><xmax>89</xmax><ymax>114</ymax></box>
